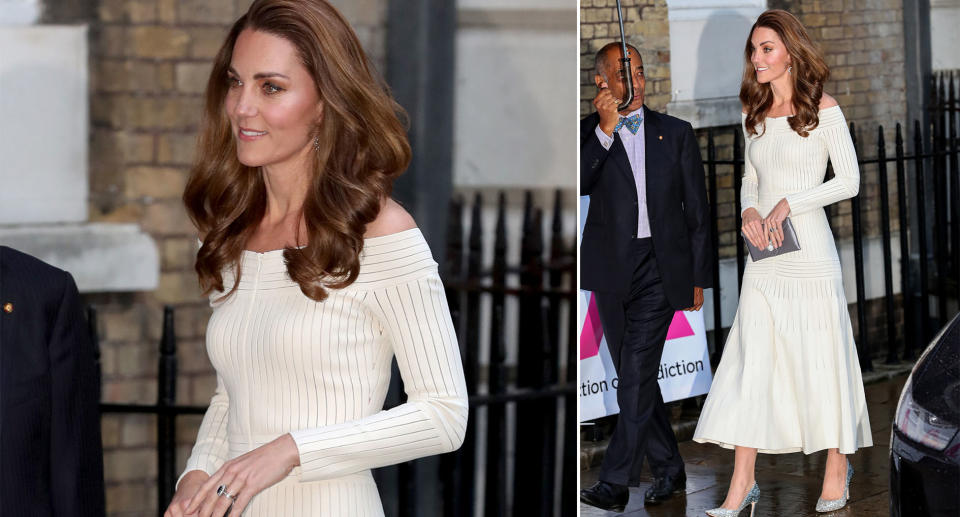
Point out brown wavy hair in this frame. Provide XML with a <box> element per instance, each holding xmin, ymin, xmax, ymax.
<box><xmin>183</xmin><ymin>0</ymin><xmax>411</xmax><ymax>302</ymax></box>
<box><xmin>740</xmin><ymin>9</ymin><xmax>829</xmax><ymax>137</ymax></box>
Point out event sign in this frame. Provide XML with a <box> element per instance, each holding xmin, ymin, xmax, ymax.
<box><xmin>579</xmin><ymin>196</ymin><xmax>714</xmax><ymax>421</ymax></box>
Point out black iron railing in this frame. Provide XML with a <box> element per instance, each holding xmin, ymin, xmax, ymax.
<box><xmin>440</xmin><ymin>191</ymin><xmax>576</xmax><ymax>517</ymax></box>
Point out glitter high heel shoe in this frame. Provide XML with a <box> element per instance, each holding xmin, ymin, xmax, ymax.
<box><xmin>816</xmin><ymin>461</ymin><xmax>853</xmax><ymax>513</ymax></box>
<box><xmin>705</xmin><ymin>482</ymin><xmax>760</xmax><ymax>517</ymax></box>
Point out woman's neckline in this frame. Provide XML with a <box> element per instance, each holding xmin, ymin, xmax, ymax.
<box><xmin>763</xmin><ymin>105</ymin><xmax>841</xmax><ymax>120</ymax></box>
<box><xmin>241</xmin><ymin>227</ymin><xmax>421</xmax><ymax>255</ymax></box>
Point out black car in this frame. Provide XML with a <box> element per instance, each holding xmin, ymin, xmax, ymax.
<box><xmin>890</xmin><ymin>312</ymin><xmax>960</xmax><ymax>517</ymax></box>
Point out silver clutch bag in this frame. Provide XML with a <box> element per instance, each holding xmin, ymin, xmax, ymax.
<box><xmin>742</xmin><ymin>216</ymin><xmax>800</xmax><ymax>261</ymax></box>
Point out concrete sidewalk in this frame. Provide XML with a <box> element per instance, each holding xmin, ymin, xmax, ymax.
<box><xmin>580</xmin><ymin>364</ymin><xmax>913</xmax><ymax>516</ymax></box>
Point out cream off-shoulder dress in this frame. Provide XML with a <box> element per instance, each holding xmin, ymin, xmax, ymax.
<box><xmin>178</xmin><ymin>229</ymin><xmax>468</xmax><ymax>516</ymax></box>
<box><xmin>693</xmin><ymin>106</ymin><xmax>873</xmax><ymax>455</ymax></box>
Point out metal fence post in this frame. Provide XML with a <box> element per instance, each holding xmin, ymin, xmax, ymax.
<box><xmin>441</xmin><ymin>196</ymin><xmax>464</xmax><ymax>516</ymax></box>
<box><xmin>914</xmin><ymin>120</ymin><xmax>931</xmax><ymax>341</ymax></box>
<box><xmin>485</xmin><ymin>193</ymin><xmax>508</xmax><ymax>517</ymax></box>
<box><xmin>949</xmin><ymin>72</ymin><xmax>960</xmax><ymax>305</ymax></box>
<box><xmin>934</xmin><ymin>75</ymin><xmax>950</xmax><ymax>326</ymax></box>
<box><xmin>733</xmin><ymin>129</ymin><xmax>745</xmax><ymax>291</ymax></box>
<box><xmin>877</xmin><ymin>127</ymin><xmax>898</xmax><ymax>362</ymax></box>
<box><xmin>895</xmin><ymin>123</ymin><xmax>916</xmax><ymax>359</ymax></box>
<box><xmin>157</xmin><ymin>306</ymin><xmax>177</xmax><ymax>514</ymax></box>
<box><xmin>850</xmin><ymin>123</ymin><xmax>871</xmax><ymax>371</ymax></box>
<box><xmin>707</xmin><ymin>129</ymin><xmax>722</xmax><ymax>362</ymax></box>
<box><xmin>87</xmin><ymin>306</ymin><xmax>101</xmax><ymax>399</ymax></box>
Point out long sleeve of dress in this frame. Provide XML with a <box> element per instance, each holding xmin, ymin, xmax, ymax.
<box><xmin>178</xmin><ymin>374</ymin><xmax>230</xmax><ymax>488</ymax></box>
<box><xmin>740</xmin><ymin>113</ymin><xmax>759</xmax><ymax>215</ymax></box>
<box><xmin>289</xmin><ymin>270</ymin><xmax>469</xmax><ymax>482</ymax></box>
<box><xmin>784</xmin><ymin>109</ymin><xmax>860</xmax><ymax>216</ymax></box>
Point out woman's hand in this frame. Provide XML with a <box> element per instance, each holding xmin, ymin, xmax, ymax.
<box><xmin>741</xmin><ymin>207</ymin><xmax>766</xmax><ymax>249</ymax></box>
<box><xmin>185</xmin><ymin>434</ymin><xmax>301</xmax><ymax>517</ymax></box>
<box><xmin>763</xmin><ymin>198</ymin><xmax>791</xmax><ymax>249</ymax></box>
<box><xmin>164</xmin><ymin>470</ymin><xmax>209</xmax><ymax>517</ymax></box>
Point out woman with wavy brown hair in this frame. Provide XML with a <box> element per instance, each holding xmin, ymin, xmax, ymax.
<box><xmin>692</xmin><ymin>9</ymin><xmax>871</xmax><ymax>516</ymax></box>
<box><xmin>163</xmin><ymin>1</ymin><xmax>468</xmax><ymax>516</ymax></box>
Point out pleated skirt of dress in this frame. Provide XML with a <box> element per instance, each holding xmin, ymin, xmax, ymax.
<box><xmin>241</xmin><ymin>470</ymin><xmax>385</xmax><ymax>517</ymax></box>
<box><xmin>693</xmin><ymin>261</ymin><xmax>873</xmax><ymax>455</ymax></box>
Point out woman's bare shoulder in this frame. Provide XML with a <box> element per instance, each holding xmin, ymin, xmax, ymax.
<box><xmin>364</xmin><ymin>198</ymin><xmax>417</xmax><ymax>238</ymax></box>
<box><xmin>819</xmin><ymin>93</ymin><xmax>839</xmax><ymax>109</ymax></box>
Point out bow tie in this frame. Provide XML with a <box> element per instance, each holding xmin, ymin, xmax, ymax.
<box><xmin>614</xmin><ymin>114</ymin><xmax>643</xmax><ymax>134</ymax></box>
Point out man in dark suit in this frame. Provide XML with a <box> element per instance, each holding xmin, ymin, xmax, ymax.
<box><xmin>579</xmin><ymin>42</ymin><xmax>713</xmax><ymax>512</ymax></box>
<box><xmin>0</xmin><ymin>246</ymin><xmax>105</xmax><ymax>516</ymax></box>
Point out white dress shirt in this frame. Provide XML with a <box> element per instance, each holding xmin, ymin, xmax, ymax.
<box><xmin>594</xmin><ymin>107</ymin><xmax>651</xmax><ymax>238</ymax></box>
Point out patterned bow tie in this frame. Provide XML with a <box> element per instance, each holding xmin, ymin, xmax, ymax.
<box><xmin>614</xmin><ymin>114</ymin><xmax>643</xmax><ymax>134</ymax></box>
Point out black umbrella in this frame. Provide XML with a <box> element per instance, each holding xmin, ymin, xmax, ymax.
<box><xmin>615</xmin><ymin>0</ymin><xmax>634</xmax><ymax>111</ymax></box>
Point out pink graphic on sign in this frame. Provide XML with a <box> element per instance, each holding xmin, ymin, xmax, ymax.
<box><xmin>579</xmin><ymin>293</ymin><xmax>603</xmax><ymax>359</ymax></box>
<box><xmin>580</xmin><ymin>299</ymin><xmax>696</xmax><ymax>360</ymax></box>
<box><xmin>665</xmin><ymin>312</ymin><xmax>695</xmax><ymax>341</ymax></box>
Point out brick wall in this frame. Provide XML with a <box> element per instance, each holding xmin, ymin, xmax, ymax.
<box><xmin>579</xmin><ymin>0</ymin><xmax>671</xmax><ymax>118</ymax></box>
<box><xmin>580</xmin><ymin>1</ymin><xmax>908</xmax><ymax>127</ymax></box>
<box><xmin>769</xmin><ymin>0</ymin><xmax>908</xmax><ymax>131</ymax></box>
<box><xmin>63</xmin><ymin>0</ymin><xmax>388</xmax><ymax>514</ymax></box>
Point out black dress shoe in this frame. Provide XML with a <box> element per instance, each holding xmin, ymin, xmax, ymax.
<box><xmin>643</xmin><ymin>471</ymin><xmax>687</xmax><ymax>505</ymax></box>
<box><xmin>580</xmin><ymin>480</ymin><xmax>629</xmax><ymax>512</ymax></box>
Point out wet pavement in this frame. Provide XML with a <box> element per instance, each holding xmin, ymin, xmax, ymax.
<box><xmin>581</xmin><ymin>373</ymin><xmax>908</xmax><ymax>517</ymax></box>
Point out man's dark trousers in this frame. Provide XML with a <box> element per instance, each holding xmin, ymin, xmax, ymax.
<box><xmin>595</xmin><ymin>237</ymin><xmax>684</xmax><ymax>485</ymax></box>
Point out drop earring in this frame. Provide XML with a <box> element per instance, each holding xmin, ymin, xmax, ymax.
<box><xmin>788</xmin><ymin>65</ymin><xmax>792</xmax><ymax>74</ymax></box>
<box><xmin>313</xmin><ymin>135</ymin><xmax>320</xmax><ymax>151</ymax></box>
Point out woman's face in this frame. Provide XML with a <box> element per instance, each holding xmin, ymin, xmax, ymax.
<box><xmin>225</xmin><ymin>29</ymin><xmax>323</xmax><ymax>169</ymax></box>
<box><xmin>749</xmin><ymin>26</ymin><xmax>791</xmax><ymax>85</ymax></box>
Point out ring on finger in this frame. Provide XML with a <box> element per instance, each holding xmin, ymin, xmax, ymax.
<box><xmin>217</xmin><ymin>485</ymin><xmax>237</xmax><ymax>500</ymax></box>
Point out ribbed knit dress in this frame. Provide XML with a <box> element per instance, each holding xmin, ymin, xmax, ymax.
<box><xmin>693</xmin><ymin>106</ymin><xmax>873</xmax><ymax>454</ymax></box>
<box><xmin>179</xmin><ymin>228</ymin><xmax>469</xmax><ymax>515</ymax></box>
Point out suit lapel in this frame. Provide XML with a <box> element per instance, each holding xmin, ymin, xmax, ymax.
<box><xmin>610</xmin><ymin>133</ymin><xmax>635</xmax><ymax>189</ymax></box>
<box><xmin>611</xmin><ymin>107</ymin><xmax>667</xmax><ymax>196</ymax></box>
<box><xmin>643</xmin><ymin>106</ymin><xmax>667</xmax><ymax>206</ymax></box>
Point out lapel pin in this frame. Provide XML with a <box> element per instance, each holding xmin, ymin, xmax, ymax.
<box><xmin>3</xmin><ymin>302</ymin><xmax>12</xmax><ymax>313</ymax></box>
